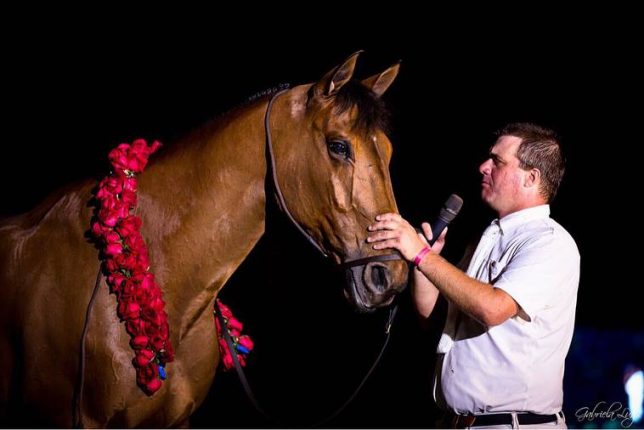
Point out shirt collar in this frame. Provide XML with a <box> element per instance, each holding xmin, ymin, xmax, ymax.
<box><xmin>496</xmin><ymin>204</ymin><xmax>550</xmax><ymax>234</ymax></box>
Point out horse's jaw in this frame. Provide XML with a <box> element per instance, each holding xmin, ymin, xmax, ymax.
<box><xmin>343</xmin><ymin>265</ymin><xmax>397</xmax><ymax>313</ymax></box>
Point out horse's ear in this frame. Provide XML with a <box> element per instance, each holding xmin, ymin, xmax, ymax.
<box><xmin>313</xmin><ymin>51</ymin><xmax>362</xmax><ymax>98</ymax></box>
<box><xmin>361</xmin><ymin>62</ymin><xmax>400</xmax><ymax>97</ymax></box>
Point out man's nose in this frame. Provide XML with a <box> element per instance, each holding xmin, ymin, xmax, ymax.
<box><xmin>479</xmin><ymin>159</ymin><xmax>491</xmax><ymax>174</ymax></box>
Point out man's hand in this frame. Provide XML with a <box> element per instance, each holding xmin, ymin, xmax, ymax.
<box><xmin>367</xmin><ymin>213</ymin><xmax>427</xmax><ymax>261</ymax></box>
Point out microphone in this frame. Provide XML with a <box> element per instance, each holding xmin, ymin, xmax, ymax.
<box><xmin>424</xmin><ymin>194</ymin><xmax>463</xmax><ymax>246</ymax></box>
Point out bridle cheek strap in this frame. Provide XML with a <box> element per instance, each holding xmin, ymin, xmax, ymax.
<box><xmin>341</xmin><ymin>253</ymin><xmax>404</xmax><ymax>269</ymax></box>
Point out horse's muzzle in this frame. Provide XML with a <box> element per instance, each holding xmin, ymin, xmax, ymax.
<box><xmin>343</xmin><ymin>259</ymin><xmax>408</xmax><ymax>312</ymax></box>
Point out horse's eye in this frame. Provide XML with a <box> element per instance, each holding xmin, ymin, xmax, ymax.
<box><xmin>327</xmin><ymin>140</ymin><xmax>351</xmax><ymax>160</ymax></box>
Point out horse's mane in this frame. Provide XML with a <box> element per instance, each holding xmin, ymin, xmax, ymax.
<box><xmin>245</xmin><ymin>83</ymin><xmax>290</xmax><ymax>104</ymax></box>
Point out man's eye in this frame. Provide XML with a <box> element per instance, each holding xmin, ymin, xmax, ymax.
<box><xmin>328</xmin><ymin>140</ymin><xmax>351</xmax><ymax>159</ymax></box>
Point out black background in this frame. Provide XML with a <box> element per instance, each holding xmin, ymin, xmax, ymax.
<box><xmin>1</xmin><ymin>7</ymin><xmax>642</xmax><ymax>428</ymax></box>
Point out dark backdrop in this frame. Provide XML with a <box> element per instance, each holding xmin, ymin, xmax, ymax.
<box><xmin>1</xmin><ymin>9</ymin><xmax>641</xmax><ymax>428</ymax></box>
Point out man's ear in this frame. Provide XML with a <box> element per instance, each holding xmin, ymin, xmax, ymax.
<box><xmin>525</xmin><ymin>168</ymin><xmax>541</xmax><ymax>188</ymax></box>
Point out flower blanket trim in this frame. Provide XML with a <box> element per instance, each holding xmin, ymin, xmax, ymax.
<box><xmin>90</xmin><ymin>139</ymin><xmax>174</xmax><ymax>395</ymax></box>
<box><xmin>214</xmin><ymin>300</ymin><xmax>254</xmax><ymax>370</ymax></box>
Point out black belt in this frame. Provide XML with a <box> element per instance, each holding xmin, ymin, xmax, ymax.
<box><xmin>449</xmin><ymin>411</ymin><xmax>562</xmax><ymax>428</ymax></box>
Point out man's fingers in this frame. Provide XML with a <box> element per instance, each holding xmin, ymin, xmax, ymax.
<box><xmin>367</xmin><ymin>230</ymin><xmax>398</xmax><ymax>242</ymax></box>
<box><xmin>374</xmin><ymin>213</ymin><xmax>400</xmax><ymax>222</ymax></box>
<box><xmin>421</xmin><ymin>222</ymin><xmax>433</xmax><ymax>240</ymax></box>
<box><xmin>368</xmin><ymin>220</ymin><xmax>400</xmax><ymax>231</ymax></box>
<box><xmin>372</xmin><ymin>239</ymin><xmax>398</xmax><ymax>250</ymax></box>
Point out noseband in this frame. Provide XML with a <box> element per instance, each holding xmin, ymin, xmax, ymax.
<box><xmin>265</xmin><ymin>90</ymin><xmax>403</xmax><ymax>269</ymax></box>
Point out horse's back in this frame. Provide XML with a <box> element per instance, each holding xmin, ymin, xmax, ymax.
<box><xmin>0</xmin><ymin>180</ymin><xmax>96</xmax><ymax>309</ymax></box>
<box><xmin>0</xmin><ymin>180</ymin><xmax>99</xmax><ymax>426</ymax></box>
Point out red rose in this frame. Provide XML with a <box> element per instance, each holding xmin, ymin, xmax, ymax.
<box><xmin>105</xmin><ymin>243</ymin><xmax>123</xmax><ymax>256</ymax></box>
<box><xmin>131</xmin><ymin>335</ymin><xmax>150</xmax><ymax>349</ymax></box>
<box><xmin>144</xmin><ymin>378</ymin><xmax>162</xmax><ymax>395</ymax></box>
<box><xmin>133</xmin><ymin>348</ymin><xmax>155</xmax><ymax>367</ymax></box>
<box><xmin>124</xmin><ymin>234</ymin><xmax>147</xmax><ymax>255</ymax></box>
<box><xmin>126</xmin><ymin>319</ymin><xmax>146</xmax><ymax>336</ymax></box>
<box><xmin>216</xmin><ymin>300</ymin><xmax>233</xmax><ymax>319</ymax></box>
<box><xmin>140</xmin><ymin>272</ymin><xmax>155</xmax><ymax>290</ymax></box>
<box><xmin>150</xmin><ymin>332</ymin><xmax>169</xmax><ymax>351</ymax></box>
<box><xmin>129</xmin><ymin>139</ymin><xmax>162</xmax><ymax>173</ymax></box>
<box><xmin>91</xmin><ymin>221</ymin><xmax>109</xmax><ymax>237</ymax></box>
<box><xmin>117</xmin><ymin>300</ymin><xmax>140</xmax><ymax>320</ymax></box>
<box><xmin>142</xmin><ymin>306</ymin><xmax>163</xmax><ymax>327</ymax></box>
<box><xmin>119</xmin><ymin>281</ymin><xmax>139</xmax><ymax>300</ymax></box>
<box><xmin>238</xmin><ymin>335</ymin><xmax>254</xmax><ymax>351</ymax></box>
<box><xmin>136</xmin><ymin>362</ymin><xmax>160</xmax><ymax>393</ymax></box>
<box><xmin>114</xmin><ymin>253</ymin><xmax>138</xmax><ymax>271</ymax></box>
<box><xmin>227</xmin><ymin>317</ymin><xmax>243</xmax><ymax>332</ymax></box>
<box><xmin>116</xmin><ymin>215</ymin><xmax>142</xmax><ymax>238</ymax></box>
<box><xmin>123</xmin><ymin>177</ymin><xmax>137</xmax><ymax>192</ymax></box>
<box><xmin>103</xmin><ymin>230</ymin><xmax>121</xmax><ymax>245</ymax></box>
<box><xmin>121</xmin><ymin>189</ymin><xmax>137</xmax><ymax>206</ymax></box>
<box><xmin>108</xmin><ymin>144</ymin><xmax>132</xmax><ymax>172</ymax></box>
<box><xmin>96</xmin><ymin>177</ymin><xmax>123</xmax><ymax>198</ymax></box>
<box><xmin>106</xmin><ymin>272</ymin><xmax>127</xmax><ymax>290</ymax></box>
<box><xmin>98</xmin><ymin>208</ymin><xmax>120</xmax><ymax>228</ymax></box>
<box><xmin>104</xmin><ymin>258</ymin><xmax>118</xmax><ymax>273</ymax></box>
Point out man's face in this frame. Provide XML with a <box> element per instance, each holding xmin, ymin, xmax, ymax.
<box><xmin>479</xmin><ymin>135</ymin><xmax>528</xmax><ymax>217</ymax></box>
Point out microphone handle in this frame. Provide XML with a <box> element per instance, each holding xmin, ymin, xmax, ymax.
<box><xmin>416</xmin><ymin>216</ymin><xmax>449</xmax><ymax>247</ymax></box>
<box><xmin>429</xmin><ymin>216</ymin><xmax>450</xmax><ymax>246</ymax></box>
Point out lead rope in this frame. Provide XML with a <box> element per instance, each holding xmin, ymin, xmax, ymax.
<box><xmin>72</xmin><ymin>268</ymin><xmax>104</xmax><ymax>428</ymax></box>
<box><xmin>216</xmin><ymin>299</ymin><xmax>399</xmax><ymax>427</ymax></box>
<box><xmin>312</xmin><ymin>303</ymin><xmax>399</xmax><ymax>428</ymax></box>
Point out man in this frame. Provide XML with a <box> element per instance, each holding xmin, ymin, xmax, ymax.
<box><xmin>367</xmin><ymin>123</ymin><xmax>579</xmax><ymax>428</ymax></box>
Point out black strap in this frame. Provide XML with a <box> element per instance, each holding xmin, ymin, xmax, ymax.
<box><xmin>451</xmin><ymin>411</ymin><xmax>561</xmax><ymax>428</ymax></box>
<box><xmin>216</xmin><ymin>300</ymin><xmax>398</xmax><ymax>426</ymax></box>
<box><xmin>214</xmin><ymin>300</ymin><xmax>272</xmax><ymax>423</ymax></box>
<box><xmin>72</xmin><ymin>269</ymin><xmax>104</xmax><ymax>429</ymax></box>
<box><xmin>341</xmin><ymin>253</ymin><xmax>403</xmax><ymax>269</ymax></box>
<box><xmin>265</xmin><ymin>89</ymin><xmax>328</xmax><ymax>257</ymax></box>
<box><xmin>312</xmin><ymin>305</ymin><xmax>398</xmax><ymax>428</ymax></box>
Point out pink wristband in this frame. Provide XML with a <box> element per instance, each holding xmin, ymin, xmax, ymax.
<box><xmin>412</xmin><ymin>246</ymin><xmax>431</xmax><ymax>267</ymax></box>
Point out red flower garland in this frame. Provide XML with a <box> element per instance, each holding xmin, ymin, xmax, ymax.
<box><xmin>214</xmin><ymin>300</ymin><xmax>254</xmax><ymax>370</ymax></box>
<box><xmin>91</xmin><ymin>139</ymin><xmax>174</xmax><ymax>395</ymax></box>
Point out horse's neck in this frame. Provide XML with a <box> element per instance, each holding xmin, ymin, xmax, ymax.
<box><xmin>137</xmin><ymin>101</ymin><xmax>270</xmax><ymax>334</ymax></box>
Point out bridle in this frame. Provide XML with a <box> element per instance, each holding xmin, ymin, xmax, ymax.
<box><xmin>264</xmin><ymin>89</ymin><xmax>403</xmax><ymax>269</ymax></box>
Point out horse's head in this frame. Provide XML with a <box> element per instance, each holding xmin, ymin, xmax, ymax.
<box><xmin>269</xmin><ymin>52</ymin><xmax>408</xmax><ymax>312</ymax></box>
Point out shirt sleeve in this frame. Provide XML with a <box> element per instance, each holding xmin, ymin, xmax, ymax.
<box><xmin>492</xmin><ymin>228</ymin><xmax>579</xmax><ymax>321</ymax></box>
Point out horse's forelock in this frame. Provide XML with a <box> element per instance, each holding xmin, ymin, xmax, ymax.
<box><xmin>333</xmin><ymin>80</ymin><xmax>391</xmax><ymax>136</ymax></box>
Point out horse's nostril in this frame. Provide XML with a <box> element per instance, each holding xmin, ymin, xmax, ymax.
<box><xmin>371</xmin><ymin>265</ymin><xmax>388</xmax><ymax>290</ymax></box>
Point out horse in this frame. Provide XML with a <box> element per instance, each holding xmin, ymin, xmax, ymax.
<box><xmin>0</xmin><ymin>51</ymin><xmax>408</xmax><ymax>427</ymax></box>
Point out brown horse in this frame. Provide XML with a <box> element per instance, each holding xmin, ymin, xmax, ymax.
<box><xmin>0</xmin><ymin>51</ymin><xmax>408</xmax><ymax>427</ymax></box>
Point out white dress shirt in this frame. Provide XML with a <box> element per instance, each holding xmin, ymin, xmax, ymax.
<box><xmin>435</xmin><ymin>205</ymin><xmax>580</xmax><ymax>415</ymax></box>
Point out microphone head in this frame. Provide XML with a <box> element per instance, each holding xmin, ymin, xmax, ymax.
<box><xmin>439</xmin><ymin>194</ymin><xmax>464</xmax><ymax>222</ymax></box>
